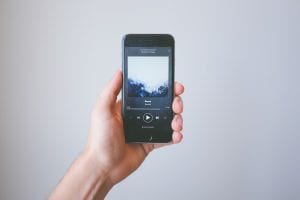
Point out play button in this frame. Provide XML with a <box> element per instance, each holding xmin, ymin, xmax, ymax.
<box><xmin>143</xmin><ymin>113</ymin><xmax>153</xmax><ymax>123</ymax></box>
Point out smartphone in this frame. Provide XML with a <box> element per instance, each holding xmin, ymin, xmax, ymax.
<box><xmin>122</xmin><ymin>34</ymin><xmax>175</xmax><ymax>143</ymax></box>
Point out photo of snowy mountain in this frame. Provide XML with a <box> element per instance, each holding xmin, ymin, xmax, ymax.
<box><xmin>127</xmin><ymin>78</ymin><xmax>168</xmax><ymax>97</ymax></box>
<box><xmin>127</xmin><ymin>56</ymin><xmax>169</xmax><ymax>97</ymax></box>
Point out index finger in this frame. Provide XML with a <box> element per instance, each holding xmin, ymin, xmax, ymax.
<box><xmin>175</xmin><ymin>82</ymin><xmax>184</xmax><ymax>96</ymax></box>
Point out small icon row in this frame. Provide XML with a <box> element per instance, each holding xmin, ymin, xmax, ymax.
<box><xmin>129</xmin><ymin>113</ymin><xmax>168</xmax><ymax>123</ymax></box>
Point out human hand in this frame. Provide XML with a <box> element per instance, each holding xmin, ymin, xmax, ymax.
<box><xmin>49</xmin><ymin>70</ymin><xmax>184</xmax><ymax>199</ymax></box>
<box><xmin>86</xmin><ymin>70</ymin><xmax>184</xmax><ymax>189</ymax></box>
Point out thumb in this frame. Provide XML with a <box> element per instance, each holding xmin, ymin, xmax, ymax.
<box><xmin>98</xmin><ymin>70</ymin><xmax>123</xmax><ymax>110</ymax></box>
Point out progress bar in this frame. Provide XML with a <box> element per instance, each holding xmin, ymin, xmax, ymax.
<box><xmin>127</xmin><ymin>107</ymin><xmax>161</xmax><ymax>111</ymax></box>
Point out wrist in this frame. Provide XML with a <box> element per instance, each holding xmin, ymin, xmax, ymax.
<box><xmin>81</xmin><ymin>149</ymin><xmax>114</xmax><ymax>195</ymax></box>
<box><xmin>82</xmin><ymin>148</ymin><xmax>109</xmax><ymax>176</ymax></box>
<box><xmin>50</xmin><ymin>149</ymin><xmax>114</xmax><ymax>200</ymax></box>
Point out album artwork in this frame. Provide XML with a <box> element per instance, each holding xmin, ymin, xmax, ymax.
<box><xmin>128</xmin><ymin>56</ymin><xmax>169</xmax><ymax>97</ymax></box>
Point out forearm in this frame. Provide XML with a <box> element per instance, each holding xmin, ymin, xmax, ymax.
<box><xmin>49</xmin><ymin>150</ymin><xmax>112</xmax><ymax>200</ymax></box>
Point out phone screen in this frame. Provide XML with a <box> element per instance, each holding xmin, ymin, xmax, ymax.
<box><xmin>123</xmin><ymin>39</ymin><xmax>174</xmax><ymax>143</ymax></box>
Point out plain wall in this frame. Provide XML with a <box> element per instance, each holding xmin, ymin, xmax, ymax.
<box><xmin>0</xmin><ymin>0</ymin><xmax>299</xmax><ymax>199</ymax></box>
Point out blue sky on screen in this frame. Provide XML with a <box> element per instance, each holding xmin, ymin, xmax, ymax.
<box><xmin>128</xmin><ymin>56</ymin><xmax>168</xmax><ymax>92</ymax></box>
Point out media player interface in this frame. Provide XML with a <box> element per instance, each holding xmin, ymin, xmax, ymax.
<box><xmin>124</xmin><ymin>47</ymin><xmax>172</xmax><ymax>130</ymax></box>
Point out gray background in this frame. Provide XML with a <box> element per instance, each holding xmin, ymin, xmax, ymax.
<box><xmin>0</xmin><ymin>0</ymin><xmax>299</xmax><ymax>199</ymax></box>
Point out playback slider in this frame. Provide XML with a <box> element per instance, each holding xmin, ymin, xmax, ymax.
<box><xmin>126</xmin><ymin>106</ymin><xmax>160</xmax><ymax>111</ymax></box>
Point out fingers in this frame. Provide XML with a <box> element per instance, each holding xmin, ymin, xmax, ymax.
<box><xmin>115</xmin><ymin>99</ymin><xmax>122</xmax><ymax>112</ymax></box>
<box><xmin>171</xmin><ymin>114</ymin><xmax>183</xmax><ymax>131</ymax></box>
<box><xmin>148</xmin><ymin>113</ymin><xmax>183</xmax><ymax>150</ymax></box>
<box><xmin>152</xmin><ymin>131</ymin><xmax>183</xmax><ymax>149</ymax></box>
<box><xmin>172</xmin><ymin>82</ymin><xmax>184</xmax><ymax>144</ymax></box>
<box><xmin>175</xmin><ymin>82</ymin><xmax>184</xmax><ymax>96</ymax></box>
<box><xmin>96</xmin><ymin>70</ymin><xmax>123</xmax><ymax>110</ymax></box>
<box><xmin>172</xmin><ymin>96</ymin><xmax>183</xmax><ymax>114</ymax></box>
<box><xmin>172</xmin><ymin>131</ymin><xmax>183</xmax><ymax>144</ymax></box>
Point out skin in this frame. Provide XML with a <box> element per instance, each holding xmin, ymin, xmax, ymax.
<box><xmin>49</xmin><ymin>70</ymin><xmax>184</xmax><ymax>199</ymax></box>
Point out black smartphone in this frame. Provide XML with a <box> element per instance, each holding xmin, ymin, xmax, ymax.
<box><xmin>122</xmin><ymin>34</ymin><xmax>175</xmax><ymax>143</ymax></box>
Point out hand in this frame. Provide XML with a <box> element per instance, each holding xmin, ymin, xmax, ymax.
<box><xmin>86</xmin><ymin>70</ymin><xmax>184</xmax><ymax>190</ymax></box>
<box><xmin>50</xmin><ymin>70</ymin><xmax>184</xmax><ymax>199</ymax></box>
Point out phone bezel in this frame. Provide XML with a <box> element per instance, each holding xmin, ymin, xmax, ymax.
<box><xmin>122</xmin><ymin>34</ymin><xmax>175</xmax><ymax>143</ymax></box>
